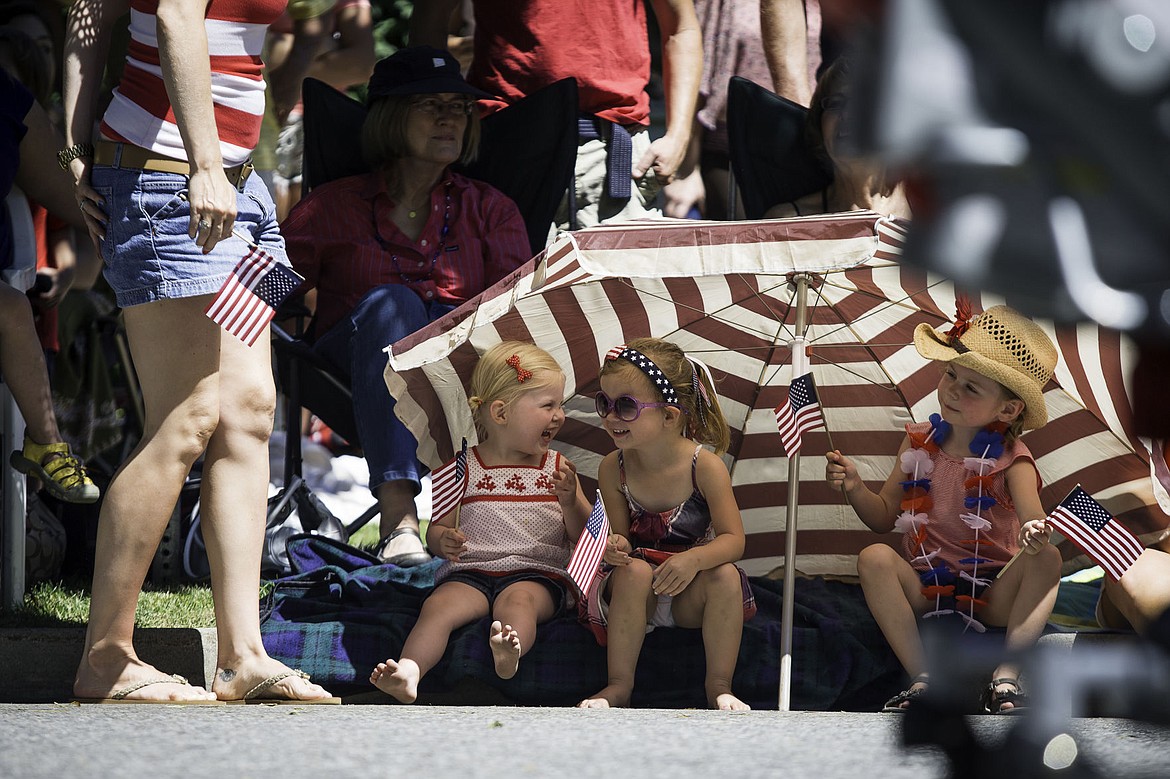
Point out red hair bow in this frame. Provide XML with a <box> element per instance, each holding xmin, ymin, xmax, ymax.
<box><xmin>506</xmin><ymin>354</ymin><xmax>532</xmax><ymax>383</ymax></box>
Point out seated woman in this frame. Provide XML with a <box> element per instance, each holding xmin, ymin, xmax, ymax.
<box><xmin>764</xmin><ymin>57</ymin><xmax>912</xmax><ymax>219</ymax></box>
<box><xmin>283</xmin><ymin>46</ymin><xmax>530</xmax><ymax>566</ymax></box>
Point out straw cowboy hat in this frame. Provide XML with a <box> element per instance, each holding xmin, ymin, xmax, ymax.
<box><xmin>914</xmin><ymin>304</ymin><xmax>1058</xmax><ymax>430</ymax></box>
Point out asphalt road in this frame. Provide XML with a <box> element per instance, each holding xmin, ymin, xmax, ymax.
<box><xmin>0</xmin><ymin>705</ymin><xmax>1165</xmax><ymax>779</ymax></box>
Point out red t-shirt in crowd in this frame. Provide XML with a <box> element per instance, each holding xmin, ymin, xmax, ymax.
<box><xmin>466</xmin><ymin>0</ymin><xmax>651</xmax><ymax>126</ymax></box>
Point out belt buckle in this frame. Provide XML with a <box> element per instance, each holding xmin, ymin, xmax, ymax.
<box><xmin>236</xmin><ymin>161</ymin><xmax>255</xmax><ymax>191</ymax></box>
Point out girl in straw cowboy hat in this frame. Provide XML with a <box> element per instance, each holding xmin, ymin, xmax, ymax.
<box><xmin>826</xmin><ymin>303</ymin><xmax>1063</xmax><ymax>714</ymax></box>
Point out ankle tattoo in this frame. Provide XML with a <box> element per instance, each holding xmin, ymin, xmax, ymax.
<box><xmin>219</xmin><ymin>668</ymin><xmax>236</xmax><ymax>682</ymax></box>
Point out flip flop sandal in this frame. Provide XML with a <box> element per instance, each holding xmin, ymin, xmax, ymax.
<box><xmin>10</xmin><ymin>436</ymin><xmax>100</xmax><ymax>504</ymax></box>
<box><xmin>377</xmin><ymin>526</ymin><xmax>432</xmax><ymax>568</ymax></box>
<box><xmin>983</xmin><ymin>677</ymin><xmax>1028</xmax><ymax>714</ymax></box>
<box><xmin>882</xmin><ymin>674</ymin><xmax>930</xmax><ymax>713</ymax></box>
<box><xmin>227</xmin><ymin>669</ymin><xmax>341</xmax><ymax>705</ymax></box>
<box><xmin>72</xmin><ymin>674</ymin><xmax>223</xmax><ymax>704</ymax></box>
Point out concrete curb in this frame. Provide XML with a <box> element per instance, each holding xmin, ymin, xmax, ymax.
<box><xmin>1037</xmin><ymin>630</ymin><xmax>1138</xmax><ymax>653</ymax></box>
<box><xmin>0</xmin><ymin>627</ymin><xmax>1138</xmax><ymax>704</ymax></box>
<box><xmin>0</xmin><ymin>627</ymin><xmax>216</xmax><ymax>703</ymax></box>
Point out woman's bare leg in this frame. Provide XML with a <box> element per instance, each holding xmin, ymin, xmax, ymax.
<box><xmin>73</xmin><ymin>298</ymin><xmax>220</xmax><ymax>701</ymax></box>
<box><xmin>376</xmin><ymin>479</ymin><xmax>425</xmax><ymax>559</ymax></box>
<box><xmin>1102</xmin><ymin>549</ymin><xmax>1170</xmax><ymax>634</ymax></box>
<box><xmin>199</xmin><ymin>316</ymin><xmax>330</xmax><ymax>701</ymax></box>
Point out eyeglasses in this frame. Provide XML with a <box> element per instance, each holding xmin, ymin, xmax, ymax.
<box><xmin>410</xmin><ymin>98</ymin><xmax>476</xmax><ymax>118</ymax></box>
<box><xmin>820</xmin><ymin>93</ymin><xmax>849</xmax><ymax>113</ymax></box>
<box><xmin>594</xmin><ymin>391</ymin><xmax>672</xmax><ymax>422</ymax></box>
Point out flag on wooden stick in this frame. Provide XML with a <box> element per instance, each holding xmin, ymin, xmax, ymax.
<box><xmin>430</xmin><ymin>438</ymin><xmax>469</xmax><ymax>522</ymax></box>
<box><xmin>567</xmin><ymin>491</ymin><xmax>610</xmax><ymax>597</ymax></box>
<box><xmin>205</xmin><ymin>242</ymin><xmax>302</xmax><ymax>346</ymax></box>
<box><xmin>774</xmin><ymin>372</ymin><xmax>825</xmax><ymax>456</ymax></box>
<box><xmin>1046</xmin><ymin>485</ymin><xmax>1144</xmax><ymax>582</ymax></box>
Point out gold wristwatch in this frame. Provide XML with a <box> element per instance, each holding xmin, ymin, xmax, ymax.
<box><xmin>57</xmin><ymin>142</ymin><xmax>94</xmax><ymax>170</ymax></box>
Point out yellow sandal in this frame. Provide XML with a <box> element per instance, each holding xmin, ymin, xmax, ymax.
<box><xmin>9</xmin><ymin>436</ymin><xmax>100</xmax><ymax>504</ymax></box>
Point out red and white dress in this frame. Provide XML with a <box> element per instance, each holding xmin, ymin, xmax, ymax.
<box><xmin>434</xmin><ymin>447</ymin><xmax>573</xmax><ymax>587</ymax></box>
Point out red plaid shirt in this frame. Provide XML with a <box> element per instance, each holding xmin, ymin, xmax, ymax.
<box><xmin>283</xmin><ymin>169</ymin><xmax>530</xmax><ymax>336</ymax></box>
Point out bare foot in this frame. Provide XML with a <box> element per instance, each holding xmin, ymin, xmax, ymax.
<box><xmin>489</xmin><ymin>621</ymin><xmax>522</xmax><ymax>680</ymax></box>
<box><xmin>577</xmin><ymin>684</ymin><xmax>631</xmax><ymax>708</ymax></box>
<box><xmin>74</xmin><ymin>655</ymin><xmax>217</xmax><ymax>702</ymax></box>
<box><xmin>212</xmin><ymin>658</ymin><xmax>335</xmax><ymax>702</ymax></box>
<box><xmin>712</xmin><ymin>692</ymin><xmax>751</xmax><ymax>711</ymax></box>
<box><xmin>370</xmin><ymin>658</ymin><xmax>420</xmax><ymax>703</ymax></box>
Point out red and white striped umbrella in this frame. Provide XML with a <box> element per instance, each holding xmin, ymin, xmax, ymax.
<box><xmin>384</xmin><ymin>213</ymin><xmax>1167</xmax><ymax>577</ymax></box>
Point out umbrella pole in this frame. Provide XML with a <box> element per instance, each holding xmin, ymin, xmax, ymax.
<box><xmin>779</xmin><ymin>275</ymin><xmax>811</xmax><ymax>711</ymax></box>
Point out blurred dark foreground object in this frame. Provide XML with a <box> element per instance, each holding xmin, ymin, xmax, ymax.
<box><xmin>901</xmin><ymin>611</ymin><xmax>1170</xmax><ymax>779</ymax></box>
<box><xmin>851</xmin><ymin>0</ymin><xmax>1170</xmax><ymax>436</ymax></box>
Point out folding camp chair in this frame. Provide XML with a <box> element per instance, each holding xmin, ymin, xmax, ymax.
<box><xmin>267</xmin><ymin>308</ymin><xmax>375</xmax><ymax>542</ymax></box>
<box><xmin>726</xmin><ymin>76</ymin><xmax>832</xmax><ymax>219</ymax></box>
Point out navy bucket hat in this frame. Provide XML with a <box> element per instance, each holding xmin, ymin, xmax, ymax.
<box><xmin>366</xmin><ymin>45</ymin><xmax>492</xmax><ymax>102</ymax></box>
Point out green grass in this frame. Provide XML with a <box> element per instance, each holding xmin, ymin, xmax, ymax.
<box><xmin>0</xmin><ymin>579</ymin><xmax>216</xmax><ymax>629</ymax></box>
<box><xmin>348</xmin><ymin>521</ymin><xmax>382</xmax><ymax>550</ymax></box>
<box><xmin>1</xmin><ymin>520</ymin><xmax>430</xmax><ymax>629</ymax></box>
<box><xmin>347</xmin><ymin>518</ymin><xmax>430</xmax><ymax>552</ymax></box>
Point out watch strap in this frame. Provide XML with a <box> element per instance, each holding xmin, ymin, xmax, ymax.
<box><xmin>57</xmin><ymin>142</ymin><xmax>94</xmax><ymax>170</ymax></box>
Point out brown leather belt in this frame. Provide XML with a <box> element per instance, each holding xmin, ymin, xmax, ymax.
<box><xmin>94</xmin><ymin>141</ymin><xmax>254</xmax><ymax>190</ymax></box>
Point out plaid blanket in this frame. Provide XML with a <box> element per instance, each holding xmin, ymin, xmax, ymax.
<box><xmin>260</xmin><ymin>535</ymin><xmax>903</xmax><ymax>709</ymax></box>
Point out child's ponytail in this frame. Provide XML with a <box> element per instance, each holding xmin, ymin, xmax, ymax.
<box><xmin>686</xmin><ymin>356</ymin><xmax>730</xmax><ymax>455</ymax></box>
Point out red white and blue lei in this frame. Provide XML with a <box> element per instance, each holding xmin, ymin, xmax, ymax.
<box><xmin>895</xmin><ymin>413</ymin><xmax>1008</xmax><ymax>633</ymax></box>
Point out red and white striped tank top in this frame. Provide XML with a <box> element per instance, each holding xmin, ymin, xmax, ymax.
<box><xmin>100</xmin><ymin>0</ymin><xmax>284</xmax><ymax>166</ymax></box>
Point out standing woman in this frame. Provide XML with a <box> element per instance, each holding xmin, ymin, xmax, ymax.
<box><xmin>62</xmin><ymin>0</ymin><xmax>335</xmax><ymax>703</ymax></box>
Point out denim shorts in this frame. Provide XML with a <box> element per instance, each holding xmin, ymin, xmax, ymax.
<box><xmin>441</xmin><ymin>570</ymin><xmax>568</xmax><ymax>614</ymax></box>
<box><xmin>92</xmin><ymin>165</ymin><xmax>287</xmax><ymax>307</ymax></box>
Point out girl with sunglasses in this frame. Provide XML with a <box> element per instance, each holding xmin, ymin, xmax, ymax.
<box><xmin>578</xmin><ymin>337</ymin><xmax>755</xmax><ymax>711</ymax></box>
<box><xmin>371</xmin><ymin>341</ymin><xmax>591</xmax><ymax>703</ymax></box>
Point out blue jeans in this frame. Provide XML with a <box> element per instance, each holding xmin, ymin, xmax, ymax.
<box><xmin>312</xmin><ymin>284</ymin><xmax>455</xmax><ymax>494</ymax></box>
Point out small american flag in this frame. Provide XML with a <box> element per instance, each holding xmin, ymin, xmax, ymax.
<box><xmin>774</xmin><ymin>372</ymin><xmax>825</xmax><ymax>456</ymax></box>
<box><xmin>1046</xmin><ymin>485</ymin><xmax>1145</xmax><ymax>582</ymax></box>
<box><xmin>567</xmin><ymin>491</ymin><xmax>610</xmax><ymax>597</ymax></box>
<box><xmin>205</xmin><ymin>244</ymin><xmax>303</xmax><ymax>346</ymax></box>
<box><xmin>430</xmin><ymin>438</ymin><xmax>468</xmax><ymax>521</ymax></box>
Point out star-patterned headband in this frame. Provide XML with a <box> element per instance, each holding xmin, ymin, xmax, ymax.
<box><xmin>604</xmin><ymin>345</ymin><xmax>680</xmax><ymax>407</ymax></box>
